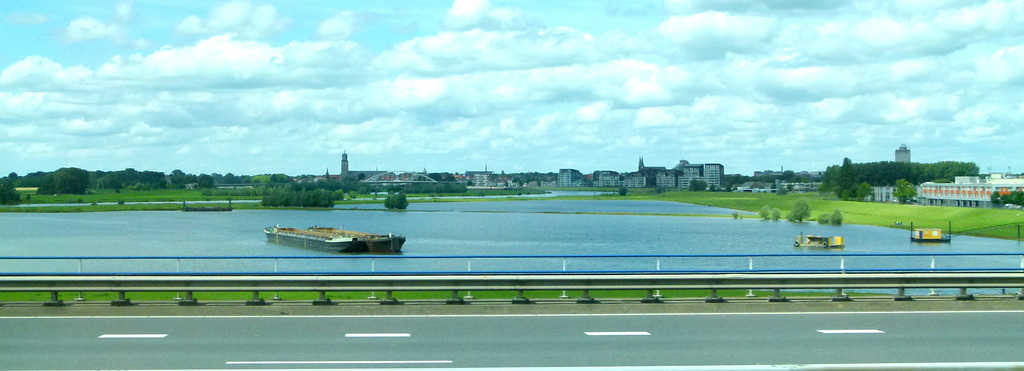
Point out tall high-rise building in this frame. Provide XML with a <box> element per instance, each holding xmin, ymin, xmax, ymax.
<box><xmin>895</xmin><ymin>144</ymin><xmax>911</xmax><ymax>163</ymax></box>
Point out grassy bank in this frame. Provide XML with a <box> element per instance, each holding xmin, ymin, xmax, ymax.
<box><xmin>575</xmin><ymin>190</ymin><xmax>1023</xmax><ymax>240</ymax></box>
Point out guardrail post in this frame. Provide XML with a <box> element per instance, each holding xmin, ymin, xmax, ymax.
<box><xmin>111</xmin><ymin>291</ymin><xmax>131</xmax><ymax>306</ymax></box>
<box><xmin>831</xmin><ymin>288</ymin><xmax>850</xmax><ymax>302</ymax></box>
<box><xmin>955</xmin><ymin>288</ymin><xmax>975</xmax><ymax>301</ymax></box>
<box><xmin>746</xmin><ymin>257</ymin><xmax>756</xmax><ymax>297</ymax></box>
<box><xmin>576</xmin><ymin>289</ymin><xmax>597</xmax><ymax>304</ymax></box>
<box><xmin>446</xmin><ymin>291</ymin><xmax>465</xmax><ymax>305</ymax></box>
<box><xmin>313</xmin><ymin>291</ymin><xmax>333</xmax><ymax>306</ymax></box>
<box><xmin>768</xmin><ymin>289</ymin><xmax>788</xmax><ymax>302</ymax></box>
<box><xmin>894</xmin><ymin>287</ymin><xmax>912</xmax><ymax>301</ymax></box>
<box><xmin>178</xmin><ymin>291</ymin><xmax>198</xmax><ymax>306</ymax></box>
<box><xmin>246</xmin><ymin>291</ymin><xmax>266</xmax><ymax>306</ymax></box>
<box><xmin>44</xmin><ymin>292</ymin><xmax>63</xmax><ymax>307</ymax></box>
<box><xmin>512</xmin><ymin>290</ymin><xmax>531</xmax><ymax>304</ymax></box>
<box><xmin>379</xmin><ymin>291</ymin><xmax>400</xmax><ymax>305</ymax></box>
<box><xmin>928</xmin><ymin>256</ymin><xmax>938</xmax><ymax>296</ymax></box>
<box><xmin>705</xmin><ymin>289</ymin><xmax>725</xmax><ymax>303</ymax></box>
<box><xmin>642</xmin><ymin>289</ymin><xmax>662</xmax><ymax>303</ymax></box>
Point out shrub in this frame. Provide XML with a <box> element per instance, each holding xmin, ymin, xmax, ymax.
<box><xmin>829</xmin><ymin>209</ymin><xmax>843</xmax><ymax>225</ymax></box>
<box><xmin>787</xmin><ymin>198</ymin><xmax>811</xmax><ymax>222</ymax></box>
<box><xmin>384</xmin><ymin>193</ymin><xmax>408</xmax><ymax>210</ymax></box>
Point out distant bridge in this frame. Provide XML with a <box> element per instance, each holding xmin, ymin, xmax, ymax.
<box><xmin>362</xmin><ymin>171</ymin><xmax>438</xmax><ymax>185</ymax></box>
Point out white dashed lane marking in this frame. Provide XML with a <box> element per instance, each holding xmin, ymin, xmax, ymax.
<box><xmin>345</xmin><ymin>333</ymin><xmax>411</xmax><ymax>338</ymax></box>
<box><xmin>98</xmin><ymin>334</ymin><xmax>168</xmax><ymax>339</ymax></box>
<box><xmin>817</xmin><ymin>329</ymin><xmax>885</xmax><ymax>334</ymax></box>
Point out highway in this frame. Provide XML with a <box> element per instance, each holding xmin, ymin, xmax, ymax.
<box><xmin>3</xmin><ymin>309</ymin><xmax>1024</xmax><ymax>369</ymax></box>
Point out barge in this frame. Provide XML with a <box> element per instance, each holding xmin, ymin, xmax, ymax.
<box><xmin>910</xmin><ymin>222</ymin><xmax>952</xmax><ymax>243</ymax></box>
<box><xmin>794</xmin><ymin>234</ymin><xmax>844</xmax><ymax>249</ymax></box>
<box><xmin>264</xmin><ymin>226</ymin><xmax>405</xmax><ymax>254</ymax></box>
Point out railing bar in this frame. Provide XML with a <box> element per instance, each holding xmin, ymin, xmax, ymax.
<box><xmin>4</xmin><ymin>252</ymin><xmax>1024</xmax><ymax>260</ymax></box>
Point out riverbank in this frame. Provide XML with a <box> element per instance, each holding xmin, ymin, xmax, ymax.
<box><xmin>570</xmin><ymin>190</ymin><xmax>1023</xmax><ymax>241</ymax></box>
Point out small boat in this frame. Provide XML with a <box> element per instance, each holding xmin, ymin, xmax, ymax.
<box><xmin>910</xmin><ymin>222</ymin><xmax>952</xmax><ymax>243</ymax></box>
<box><xmin>794</xmin><ymin>234</ymin><xmax>844</xmax><ymax>248</ymax></box>
<box><xmin>264</xmin><ymin>226</ymin><xmax>406</xmax><ymax>254</ymax></box>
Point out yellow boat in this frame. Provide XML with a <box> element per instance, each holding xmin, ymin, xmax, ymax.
<box><xmin>794</xmin><ymin>234</ymin><xmax>844</xmax><ymax>249</ymax></box>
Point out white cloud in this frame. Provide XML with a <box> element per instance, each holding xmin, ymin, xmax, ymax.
<box><xmin>115</xmin><ymin>2</ymin><xmax>134</xmax><ymax>23</ymax></box>
<box><xmin>975</xmin><ymin>46</ymin><xmax>1024</xmax><ymax>84</ymax></box>
<box><xmin>56</xmin><ymin>3</ymin><xmax>147</xmax><ymax>49</ymax></box>
<box><xmin>634</xmin><ymin>107</ymin><xmax>676</xmax><ymax>128</ymax></box>
<box><xmin>318</xmin><ymin>11</ymin><xmax>358</xmax><ymax>40</ymax></box>
<box><xmin>441</xmin><ymin>0</ymin><xmax>541</xmax><ymax>31</ymax></box>
<box><xmin>174</xmin><ymin>1</ymin><xmax>288</xmax><ymax>39</ymax></box>
<box><xmin>61</xmin><ymin>17</ymin><xmax>123</xmax><ymax>43</ymax></box>
<box><xmin>654</xmin><ymin>12</ymin><xmax>775</xmax><ymax>58</ymax></box>
<box><xmin>3</xmin><ymin>1</ymin><xmax>1024</xmax><ymax>174</ymax></box>
<box><xmin>5</xmin><ymin>12</ymin><xmax>49</xmax><ymax>24</ymax></box>
<box><xmin>375</xmin><ymin>27</ymin><xmax>601</xmax><ymax>75</ymax></box>
<box><xmin>575</xmin><ymin>102</ymin><xmax>610</xmax><ymax>122</ymax></box>
<box><xmin>0</xmin><ymin>56</ymin><xmax>92</xmax><ymax>89</ymax></box>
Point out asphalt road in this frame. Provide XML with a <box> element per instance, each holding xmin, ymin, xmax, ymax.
<box><xmin>3</xmin><ymin>298</ymin><xmax>1024</xmax><ymax>370</ymax></box>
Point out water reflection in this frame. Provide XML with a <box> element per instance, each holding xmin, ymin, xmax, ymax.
<box><xmin>0</xmin><ymin>200</ymin><xmax>1019</xmax><ymax>270</ymax></box>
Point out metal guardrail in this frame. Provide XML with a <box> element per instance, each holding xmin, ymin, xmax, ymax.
<box><xmin>1</xmin><ymin>272</ymin><xmax>1023</xmax><ymax>306</ymax></box>
<box><xmin>2</xmin><ymin>253</ymin><xmax>1024</xmax><ymax>275</ymax></box>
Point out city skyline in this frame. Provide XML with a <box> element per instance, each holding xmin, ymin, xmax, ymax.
<box><xmin>2</xmin><ymin>1</ymin><xmax>1022</xmax><ymax>176</ymax></box>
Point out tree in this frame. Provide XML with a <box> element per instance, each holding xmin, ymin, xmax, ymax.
<box><xmin>0</xmin><ymin>178</ymin><xmax>19</xmax><ymax>204</ymax></box>
<box><xmin>854</xmin><ymin>182</ymin><xmax>873</xmax><ymax>201</ymax></box>
<box><xmin>688</xmin><ymin>179</ymin><xmax>708</xmax><ymax>192</ymax></box>
<box><xmin>787</xmin><ymin>198</ymin><xmax>811</xmax><ymax>222</ymax></box>
<box><xmin>384</xmin><ymin>192</ymin><xmax>408</xmax><ymax>210</ymax></box>
<box><xmin>894</xmin><ymin>179</ymin><xmax>916</xmax><ymax>203</ymax></box>
<box><xmin>38</xmin><ymin>167</ymin><xmax>90</xmax><ymax>194</ymax></box>
<box><xmin>618</xmin><ymin>187</ymin><xmax>627</xmax><ymax>196</ymax></box>
<box><xmin>759</xmin><ymin>205</ymin><xmax>772</xmax><ymax>220</ymax></box>
<box><xmin>196</xmin><ymin>174</ymin><xmax>215</xmax><ymax>189</ymax></box>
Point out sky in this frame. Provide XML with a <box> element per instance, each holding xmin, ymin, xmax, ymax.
<box><xmin>1</xmin><ymin>0</ymin><xmax>1022</xmax><ymax>177</ymax></box>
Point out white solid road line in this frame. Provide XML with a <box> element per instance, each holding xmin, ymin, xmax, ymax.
<box><xmin>225</xmin><ymin>360</ymin><xmax>452</xmax><ymax>365</ymax></box>
<box><xmin>345</xmin><ymin>333</ymin><xmax>411</xmax><ymax>338</ymax></box>
<box><xmin>817</xmin><ymin>329</ymin><xmax>885</xmax><ymax>334</ymax></box>
<box><xmin>98</xmin><ymin>334</ymin><xmax>168</xmax><ymax>339</ymax></box>
<box><xmin>585</xmin><ymin>331</ymin><xmax>652</xmax><ymax>336</ymax></box>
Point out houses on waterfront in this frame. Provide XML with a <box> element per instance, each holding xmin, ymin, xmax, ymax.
<box><xmin>560</xmin><ymin>158</ymin><xmax>724</xmax><ymax>190</ymax></box>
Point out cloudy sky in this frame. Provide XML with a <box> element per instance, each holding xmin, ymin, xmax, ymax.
<box><xmin>1</xmin><ymin>0</ymin><xmax>1022</xmax><ymax>177</ymax></box>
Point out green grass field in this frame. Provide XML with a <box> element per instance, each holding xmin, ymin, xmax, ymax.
<box><xmin>562</xmin><ymin>189</ymin><xmax>1023</xmax><ymax>240</ymax></box>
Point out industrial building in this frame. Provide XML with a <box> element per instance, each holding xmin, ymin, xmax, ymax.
<box><xmin>917</xmin><ymin>175</ymin><xmax>1024</xmax><ymax>208</ymax></box>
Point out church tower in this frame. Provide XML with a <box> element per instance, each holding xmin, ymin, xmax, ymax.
<box><xmin>638</xmin><ymin>157</ymin><xmax>645</xmax><ymax>171</ymax></box>
<box><xmin>341</xmin><ymin>152</ymin><xmax>349</xmax><ymax>177</ymax></box>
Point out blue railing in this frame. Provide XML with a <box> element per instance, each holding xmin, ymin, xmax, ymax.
<box><xmin>2</xmin><ymin>253</ymin><xmax>1023</xmax><ymax>275</ymax></box>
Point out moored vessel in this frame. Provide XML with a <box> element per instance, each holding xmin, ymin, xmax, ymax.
<box><xmin>910</xmin><ymin>222</ymin><xmax>952</xmax><ymax>243</ymax></box>
<box><xmin>264</xmin><ymin>226</ymin><xmax>405</xmax><ymax>253</ymax></box>
<box><xmin>794</xmin><ymin>234</ymin><xmax>844</xmax><ymax>249</ymax></box>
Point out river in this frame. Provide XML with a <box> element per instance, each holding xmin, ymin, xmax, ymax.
<box><xmin>0</xmin><ymin>199</ymin><xmax>1021</xmax><ymax>272</ymax></box>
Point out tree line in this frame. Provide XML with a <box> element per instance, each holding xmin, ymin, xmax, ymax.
<box><xmin>820</xmin><ymin>158</ymin><xmax>979</xmax><ymax>200</ymax></box>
